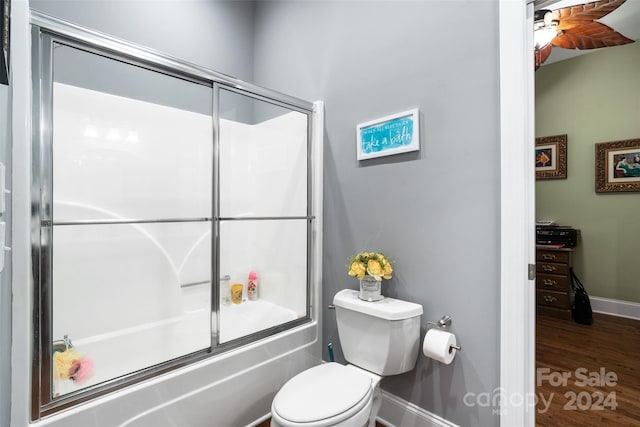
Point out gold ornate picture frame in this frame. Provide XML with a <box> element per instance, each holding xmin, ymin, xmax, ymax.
<box><xmin>535</xmin><ymin>134</ymin><xmax>567</xmax><ymax>180</ymax></box>
<box><xmin>595</xmin><ymin>138</ymin><xmax>640</xmax><ymax>193</ymax></box>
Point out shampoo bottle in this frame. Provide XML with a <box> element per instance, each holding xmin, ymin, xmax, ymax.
<box><xmin>220</xmin><ymin>275</ymin><xmax>231</xmax><ymax>306</ymax></box>
<box><xmin>247</xmin><ymin>271</ymin><xmax>258</xmax><ymax>301</ymax></box>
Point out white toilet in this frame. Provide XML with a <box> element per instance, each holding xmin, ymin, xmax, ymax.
<box><xmin>270</xmin><ymin>289</ymin><xmax>423</xmax><ymax>427</ymax></box>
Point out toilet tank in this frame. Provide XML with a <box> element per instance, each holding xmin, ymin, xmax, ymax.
<box><xmin>333</xmin><ymin>289</ymin><xmax>423</xmax><ymax>376</ymax></box>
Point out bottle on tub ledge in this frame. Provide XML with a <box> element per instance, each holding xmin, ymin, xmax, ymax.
<box><xmin>247</xmin><ymin>271</ymin><xmax>259</xmax><ymax>301</ymax></box>
<box><xmin>220</xmin><ymin>275</ymin><xmax>231</xmax><ymax>306</ymax></box>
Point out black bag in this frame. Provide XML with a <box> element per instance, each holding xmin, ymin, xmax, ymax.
<box><xmin>570</xmin><ymin>268</ymin><xmax>593</xmax><ymax>325</ymax></box>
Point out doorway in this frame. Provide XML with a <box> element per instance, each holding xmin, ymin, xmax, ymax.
<box><xmin>533</xmin><ymin>1</ymin><xmax>640</xmax><ymax>425</ymax></box>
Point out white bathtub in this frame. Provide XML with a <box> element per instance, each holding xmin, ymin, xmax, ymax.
<box><xmin>219</xmin><ymin>300</ymin><xmax>301</xmax><ymax>343</ymax></box>
<box><xmin>42</xmin><ymin>318</ymin><xmax>320</xmax><ymax>427</ymax></box>
<box><xmin>54</xmin><ymin>298</ymin><xmax>303</xmax><ymax>399</ymax></box>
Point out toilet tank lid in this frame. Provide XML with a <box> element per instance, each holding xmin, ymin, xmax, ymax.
<box><xmin>333</xmin><ymin>289</ymin><xmax>423</xmax><ymax>320</ymax></box>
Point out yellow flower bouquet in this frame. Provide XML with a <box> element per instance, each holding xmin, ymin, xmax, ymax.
<box><xmin>347</xmin><ymin>251</ymin><xmax>393</xmax><ymax>281</ymax></box>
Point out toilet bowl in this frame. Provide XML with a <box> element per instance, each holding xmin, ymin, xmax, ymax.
<box><xmin>270</xmin><ymin>363</ymin><xmax>381</xmax><ymax>427</ymax></box>
<box><xmin>270</xmin><ymin>289</ymin><xmax>423</xmax><ymax>427</ymax></box>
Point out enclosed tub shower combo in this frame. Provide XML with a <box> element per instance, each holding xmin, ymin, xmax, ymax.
<box><xmin>28</xmin><ymin>12</ymin><xmax>323</xmax><ymax>425</ymax></box>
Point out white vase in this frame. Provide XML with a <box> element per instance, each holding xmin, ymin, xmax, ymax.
<box><xmin>358</xmin><ymin>275</ymin><xmax>383</xmax><ymax>302</ymax></box>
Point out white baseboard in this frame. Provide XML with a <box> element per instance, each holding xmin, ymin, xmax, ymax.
<box><xmin>590</xmin><ymin>296</ymin><xmax>640</xmax><ymax>321</ymax></box>
<box><xmin>377</xmin><ymin>390</ymin><xmax>459</xmax><ymax>427</ymax></box>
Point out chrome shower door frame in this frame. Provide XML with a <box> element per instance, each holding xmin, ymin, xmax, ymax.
<box><xmin>30</xmin><ymin>11</ymin><xmax>316</xmax><ymax>420</ymax></box>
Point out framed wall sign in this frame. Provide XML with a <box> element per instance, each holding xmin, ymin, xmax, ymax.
<box><xmin>0</xmin><ymin>0</ymin><xmax>9</xmax><ymax>85</ymax></box>
<box><xmin>356</xmin><ymin>108</ymin><xmax>420</xmax><ymax>160</ymax></box>
<box><xmin>595</xmin><ymin>138</ymin><xmax>640</xmax><ymax>193</ymax></box>
<box><xmin>535</xmin><ymin>134</ymin><xmax>567</xmax><ymax>180</ymax></box>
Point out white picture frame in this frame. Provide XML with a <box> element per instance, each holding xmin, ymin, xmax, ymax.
<box><xmin>356</xmin><ymin>108</ymin><xmax>420</xmax><ymax>160</ymax></box>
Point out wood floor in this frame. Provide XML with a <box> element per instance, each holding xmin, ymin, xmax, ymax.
<box><xmin>536</xmin><ymin>312</ymin><xmax>640</xmax><ymax>426</ymax></box>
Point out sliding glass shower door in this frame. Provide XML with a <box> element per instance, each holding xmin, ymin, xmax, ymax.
<box><xmin>32</xmin><ymin>26</ymin><xmax>315</xmax><ymax>417</ymax></box>
<box><xmin>216</xmin><ymin>88</ymin><xmax>310</xmax><ymax>343</ymax></box>
<box><xmin>46</xmin><ymin>43</ymin><xmax>214</xmax><ymax>397</ymax></box>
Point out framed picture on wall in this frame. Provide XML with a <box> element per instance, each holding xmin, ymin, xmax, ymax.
<box><xmin>0</xmin><ymin>0</ymin><xmax>9</xmax><ymax>85</ymax></box>
<box><xmin>356</xmin><ymin>108</ymin><xmax>420</xmax><ymax>160</ymax></box>
<box><xmin>595</xmin><ymin>138</ymin><xmax>640</xmax><ymax>193</ymax></box>
<box><xmin>535</xmin><ymin>134</ymin><xmax>567</xmax><ymax>180</ymax></box>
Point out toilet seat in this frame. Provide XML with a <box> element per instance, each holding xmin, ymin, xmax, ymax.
<box><xmin>272</xmin><ymin>363</ymin><xmax>373</xmax><ymax>426</ymax></box>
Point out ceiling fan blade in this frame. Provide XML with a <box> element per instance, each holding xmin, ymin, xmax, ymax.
<box><xmin>532</xmin><ymin>0</ymin><xmax>633</xmax><ymax>69</ymax></box>
<box><xmin>553</xmin><ymin>0</ymin><xmax>627</xmax><ymax>28</ymax></box>
<box><xmin>551</xmin><ymin>21</ymin><xmax>634</xmax><ymax>49</ymax></box>
<box><xmin>535</xmin><ymin>44</ymin><xmax>553</xmax><ymax>70</ymax></box>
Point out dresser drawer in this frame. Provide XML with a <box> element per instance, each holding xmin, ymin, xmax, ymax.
<box><xmin>536</xmin><ymin>262</ymin><xmax>568</xmax><ymax>276</ymax></box>
<box><xmin>537</xmin><ymin>290</ymin><xmax>570</xmax><ymax>309</ymax></box>
<box><xmin>536</xmin><ymin>273</ymin><xmax>570</xmax><ymax>292</ymax></box>
<box><xmin>536</xmin><ymin>250</ymin><xmax>569</xmax><ymax>264</ymax></box>
<box><xmin>536</xmin><ymin>305</ymin><xmax>572</xmax><ymax>320</ymax></box>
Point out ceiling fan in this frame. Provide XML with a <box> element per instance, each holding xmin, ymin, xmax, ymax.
<box><xmin>534</xmin><ymin>0</ymin><xmax>635</xmax><ymax>69</ymax></box>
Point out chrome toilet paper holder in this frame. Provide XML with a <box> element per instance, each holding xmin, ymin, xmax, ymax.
<box><xmin>427</xmin><ymin>315</ymin><xmax>461</xmax><ymax>353</ymax></box>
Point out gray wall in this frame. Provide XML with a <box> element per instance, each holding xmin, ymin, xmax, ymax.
<box><xmin>31</xmin><ymin>0</ymin><xmax>256</xmax><ymax>82</ymax></box>
<box><xmin>253</xmin><ymin>1</ymin><xmax>501</xmax><ymax>425</ymax></box>
<box><xmin>0</xmin><ymin>83</ymin><xmax>11</xmax><ymax>427</ymax></box>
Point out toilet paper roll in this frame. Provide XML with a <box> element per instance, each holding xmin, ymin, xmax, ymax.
<box><xmin>423</xmin><ymin>328</ymin><xmax>457</xmax><ymax>365</ymax></box>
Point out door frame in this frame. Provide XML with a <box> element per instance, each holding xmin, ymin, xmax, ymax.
<box><xmin>499</xmin><ymin>1</ymin><xmax>536</xmax><ymax>426</ymax></box>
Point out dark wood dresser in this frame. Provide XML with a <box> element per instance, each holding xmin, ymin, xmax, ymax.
<box><xmin>536</xmin><ymin>246</ymin><xmax>574</xmax><ymax>319</ymax></box>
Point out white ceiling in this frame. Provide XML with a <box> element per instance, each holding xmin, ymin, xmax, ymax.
<box><xmin>536</xmin><ymin>0</ymin><xmax>640</xmax><ymax>65</ymax></box>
